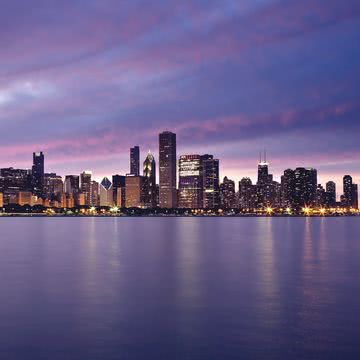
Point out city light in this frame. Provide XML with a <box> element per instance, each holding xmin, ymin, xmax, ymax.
<box><xmin>0</xmin><ymin>135</ymin><xmax>358</xmax><ymax>216</ymax></box>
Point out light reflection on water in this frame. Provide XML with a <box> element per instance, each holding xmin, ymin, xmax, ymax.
<box><xmin>0</xmin><ymin>217</ymin><xmax>359</xmax><ymax>360</ymax></box>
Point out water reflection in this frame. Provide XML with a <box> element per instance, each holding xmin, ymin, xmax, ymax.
<box><xmin>1</xmin><ymin>217</ymin><xmax>360</xmax><ymax>359</ymax></box>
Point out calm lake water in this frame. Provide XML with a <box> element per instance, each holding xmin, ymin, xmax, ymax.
<box><xmin>0</xmin><ymin>217</ymin><xmax>359</xmax><ymax>359</ymax></box>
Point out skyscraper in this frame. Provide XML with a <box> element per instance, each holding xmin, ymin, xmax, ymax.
<box><xmin>80</xmin><ymin>171</ymin><xmax>92</xmax><ymax>206</ymax></box>
<box><xmin>352</xmin><ymin>184</ymin><xmax>358</xmax><ymax>209</ymax></box>
<box><xmin>100</xmin><ymin>177</ymin><xmax>113</xmax><ymax>207</ymax></box>
<box><xmin>90</xmin><ymin>180</ymin><xmax>99</xmax><ymax>207</ymax></box>
<box><xmin>32</xmin><ymin>152</ymin><xmax>44</xmax><ymax>198</ymax></box>
<box><xmin>112</xmin><ymin>175</ymin><xmax>126</xmax><ymax>207</ymax></box>
<box><xmin>44</xmin><ymin>173</ymin><xmax>63</xmax><ymax>201</ymax></box>
<box><xmin>64</xmin><ymin>175</ymin><xmax>80</xmax><ymax>197</ymax></box>
<box><xmin>294</xmin><ymin>168</ymin><xmax>317</xmax><ymax>208</ymax></box>
<box><xmin>325</xmin><ymin>181</ymin><xmax>336</xmax><ymax>207</ymax></box>
<box><xmin>257</xmin><ymin>153</ymin><xmax>277</xmax><ymax>208</ymax></box>
<box><xmin>238</xmin><ymin>177</ymin><xmax>257</xmax><ymax>210</ymax></box>
<box><xmin>130</xmin><ymin>146</ymin><xmax>140</xmax><ymax>176</ymax></box>
<box><xmin>220</xmin><ymin>176</ymin><xmax>236</xmax><ymax>209</ymax></box>
<box><xmin>178</xmin><ymin>155</ymin><xmax>203</xmax><ymax>208</ymax></box>
<box><xmin>0</xmin><ymin>167</ymin><xmax>32</xmax><ymax>205</ymax></box>
<box><xmin>125</xmin><ymin>175</ymin><xmax>147</xmax><ymax>208</ymax></box>
<box><xmin>281</xmin><ymin>169</ymin><xmax>295</xmax><ymax>208</ymax></box>
<box><xmin>143</xmin><ymin>151</ymin><xmax>157</xmax><ymax>207</ymax></box>
<box><xmin>159</xmin><ymin>131</ymin><xmax>177</xmax><ymax>208</ymax></box>
<box><xmin>343</xmin><ymin>175</ymin><xmax>353</xmax><ymax>208</ymax></box>
<box><xmin>202</xmin><ymin>155</ymin><xmax>220</xmax><ymax>209</ymax></box>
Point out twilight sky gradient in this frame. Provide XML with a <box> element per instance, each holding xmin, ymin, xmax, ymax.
<box><xmin>1</xmin><ymin>0</ymin><xmax>360</xmax><ymax>190</ymax></box>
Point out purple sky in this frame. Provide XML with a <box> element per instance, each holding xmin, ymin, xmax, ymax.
<box><xmin>1</xmin><ymin>0</ymin><xmax>359</xmax><ymax>191</ymax></box>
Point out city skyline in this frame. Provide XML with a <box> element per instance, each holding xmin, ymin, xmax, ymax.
<box><xmin>0</xmin><ymin>1</ymin><xmax>359</xmax><ymax>188</ymax></box>
<box><xmin>0</xmin><ymin>130</ymin><xmax>359</xmax><ymax>211</ymax></box>
<box><xmin>1</xmin><ymin>142</ymin><xmax>357</xmax><ymax>201</ymax></box>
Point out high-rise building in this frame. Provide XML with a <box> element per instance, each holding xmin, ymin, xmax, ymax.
<box><xmin>159</xmin><ymin>131</ymin><xmax>177</xmax><ymax>208</ymax></box>
<box><xmin>90</xmin><ymin>180</ymin><xmax>99</xmax><ymax>206</ymax></box>
<box><xmin>352</xmin><ymin>184</ymin><xmax>358</xmax><ymax>209</ymax></box>
<box><xmin>130</xmin><ymin>146</ymin><xmax>140</xmax><ymax>176</ymax></box>
<box><xmin>316</xmin><ymin>184</ymin><xmax>325</xmax><ymax>208</ymax></box>
<box><xmin>99</xmin><ymin>177</ymin><xmax>113</xmax><ymax>207</ymax></box>
<box><xmin>220</xmin><ymin>176</ymin><xmax>236</xmax><ymax>209</ymax></box>
<box><xmin>32</xmin><ymin>152</ymin><xmax>44</xmax><ymax>198</ymax></box>
<box><xmin>178</xmin><ymin>155</ymin><xmax>203</xmax><ymax>208</ymax></box>
<box><xmin>125</xmin><ymin>175</ymin><xmax>147</xmax><ymax>208</ymax></box>
<box><xmin>202</xmin><ymin>155</ymin><xmax>220</xmax><ymax>209</ymax></box>
<box><xmin>143</xmin><ymin>151</ymin><xmax>157</xmax><ymax>207</ymax></box>
<box><xmin>256</xmin><ymin>153</ymin><xmax>276</xmax><ymax>208</ymax></box>
<box><xmin>0</xmin><ymin>168</ymin><xmax>32</xmax><ymax>205</ymax></box>
<box><xmin>112</xmin><ymin>175</ymin><xmax>126</xmax><ymax>207</ymax></box>
<box><xmin>64</xmin><ymin>175</ymin><xmax>80</xmax><ymax>197</ymax></box>
<box><xmin>294</xmin><ymin>168</ymin><xmax>317</xmax><ymax>208</ymax></box>
<box><xmin>44</xmin><ymin>173</ymin><xmax>63</xmax><ymax>201</ymax></box>
<box><xmin>80</xmin><ymin>171</ymin><xmax>92</xmax><ymax>206</ymax></box>
<box><xmin>325</xmin><ymin>181</ymin><xmax>336</xmax><ymax>207</ymax></box>
<box><xmin>281</xmin><ymin>169</ymin><xmax>295</xmax><ymax>208</ymax></box>
<box><xmin>238</xmin><ymin>177</ymin><xmax>257</xmax><ymax>210</ymax></box>
<box><xmin>343</xmin><ymin>175</ymin><xmax>353</xmax><ymax>208</ymax></box>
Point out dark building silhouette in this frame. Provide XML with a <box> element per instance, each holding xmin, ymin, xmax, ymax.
<box><xmin>316</xmin><ymin>184</ymin><xmax>326</xmax><ymax>207</ymax></box>
<box><xmin>32</xmin><ymin>152</ymin><xmax>44</xmax><ymax>198</ymax></box>
<box><xmin>238</xmin><ymin>177</ymin><xmax>257</xmax><ymax>210</ymax></box>
<box><xmin>143</xmin><ymin>151</ymin><xmax>157</xmax><ymax>207</ymax></box>
<box><xmin>352</xmin><ymin>184</ymin><xmax>358</xmax><ymax>209</ymax></box>
<box><xmin>130</xmin><ymin>146</ymin><xmax>140</xmax><ymax>176</ymax></box>
<box><xmin>294</xmin><ymin>167</ymin><xmax>317</xmax><ymax>208</ymax></box>
<box><xmin>159</xmin><ymin>131</ymin><xmax>177</xmax><ymax>208</ymax></box>
<box><xmin>202</xmin><ymin>154</ymin><xmax>220</xmax><ymax>209</ymax></box>
<box><xmin>220</xmin><ymin>176</ymin><xmax>236</xmax><ymax>209</ymax></box>
<box><xmin>256</xmin><ymin>154</ymin><xmax>279</xmax><ymax>208</ymax></box>
<box><xmin>281</xmin><ymin>169</ymin><xmax>295</xmax><ymax>208</ymax></box>
<box><xmin>325</xmin><ymin>181</ymin><xmax>336</xmax><ymax>207</ymax></box>
<box><xmin>178</xmin><ymin>155</ymin><xmax>203</xmax><ymax>208</ymax></box>
<box><xmin>343</xmin><ymin>175</ymin><xmax>353</xmax><ymax>208</ymax></box>
<box><xmin>112</xmin><ymin>175</ymin><xmax>126</xmax><ymax>207</ymax></box>
<box><xmin>0</xmin><ymin>168</ymin><xmax>32</xmax><ymax>205</ymax></box>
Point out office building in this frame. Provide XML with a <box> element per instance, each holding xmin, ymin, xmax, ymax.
<box><xmin>159</xmin><ymin>131</ymin><xmax>177</xmax><ymax>208</ymax></box>
<box><xmin>178</xmin><ymin>155</ymin><xmax>203</xmax><ymax>208</ymax></box>
<box><xmin>125</xmin><ymin>175</ymin><xmax>147</xmax><ymax>208</ymax></box>
<box><xmin>326</xmin><ymin>181</ymin><xmax>336</xmax><ymax>207</ymax></box>
<box><xmin>90</xmin><ymin>180</ymin><xmax>99</xmax><ymax>207</ymax></box>
<box><xmin>202</xmin><ymin>155</ymin><xmax>220</xmax><ymax>209</ymax></box>
<box><xmin>130</xmin><ymin>146</ymin><xmax>140</xmax><ymax>176</ymax></box>
<box><xmin>32</xmin><ymin>152</ymin><xmax>45</xmax><ymax>198</ymax></box>
<box><xmin>293</xmin><ymin>168</ymin><xmax>317</xmax><ymax>208</ymax></box>
<box><xmin>100</xmin><ymin>177</ymin><xmax>113</xmax><ymax>207</ymax></box>
<box><xmin>220</xmin><ymin>176</ymin><xmax>236</xmax><ymax>209</ymax></box>
<box><xmin>143</xmin><ymin>151</ymin><xmax>157</xmax><ymax>207</ymax></box>
<box><xmin>44</xmin><ymin>173</ymin><xmax>63</xmax><ymax>201</ymax></box>
<box><xmin>112</xmin><ymin>175</ymin><xmax>126</xmax><ymax>207</ymax></box>
<box><xmin>343</xmin><ymin>175</ymin><xmax>353</xmax><ymax>208</ymax></box>
<box><xmin>64</xmin><ymin>175</ymin><xmax>80</xmax><ymax>197</ymax></box>
<box><xmin>238</xmin><ymin>177</ymin><xmax>257</xmax><ymax>210</ymax></box>
<box><xmin>80</xmin><ymin>171</ymin><xmax>92</xmax><ymax>206</ymax></box>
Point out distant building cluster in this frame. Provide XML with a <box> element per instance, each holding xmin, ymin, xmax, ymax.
<box><xmin>0</xmin><ymin>131</ymin><xmax>358</xmax><ymax>214</ymax></box>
